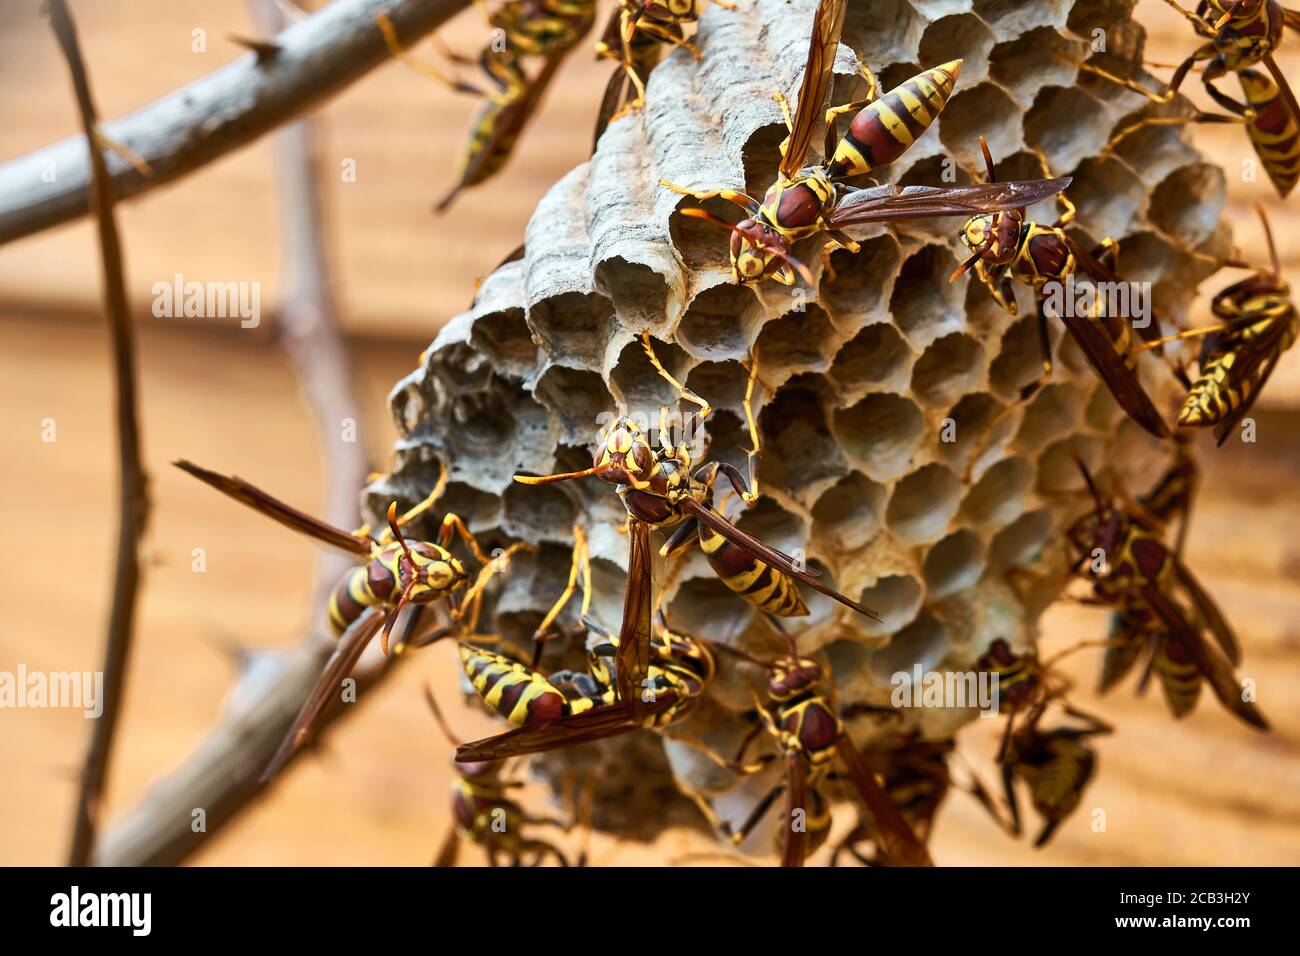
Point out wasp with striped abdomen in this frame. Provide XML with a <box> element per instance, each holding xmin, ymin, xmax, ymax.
<box><xmin>1065</xmin><ymin>452</ymin><xmax>1268</xmax><ymax>732</ymax></box>
<box><xmin>424</xmin><ymin>683</ymin><xmax>574</xmax><ymax>866</ymax></box>
<box><xmin>173</xmin><ymin>459</ymin><xmax>529</xmax><ymax>781</ymax></box>
<box><xmin>660</xmin><ymin>0</ymin><xmax>1071</xmax><ymax>286</ymax></box>
<box><xmin>377</xmin><ymin>4</ymin><xmax>596</xmax><ymax>210</ymax></box>
<box><xmin>949</xmin><ymin>139</ymin><xmax>1176</xmax><ymax>442</ymax></box>
<box><xmin>1136</xmin><ymin>208</ymin><xmax>1297</xmax><ymax>445</ymax></box>
<box><xmin>829</xmin><ymin>734</ymin><xmax>953</xmax><ymax>866</ymax></box>
<box><xmin>957</xmin><ymin>637</ymin><xmax>1114</xmax><ymax>848</ymax></box>
<box><xmin>690</xmin><ymin>628</ymin><xmax>932</xmax><ymax>867</ymax></box>
<box><xmin>593</xmin><ymin>0</ymin><xmax>735</xmax><ymax>139</ymax></box>
<box><xmin>454</xmin><ymin>609</ymin><xmax>717</xmax><ymax>760</ymax></box>
<box><xmin>513</xmin><ymin>332</ymin><xmax>879</xmax><ymax>716</ymax></box>
<box><xmin>1078</xmin><ymin>0</ymin><xmax>1300</xmax><ymax>198</ymax></box>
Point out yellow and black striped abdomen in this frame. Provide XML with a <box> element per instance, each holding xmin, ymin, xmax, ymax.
<box><xmin>1240</xmin><ymin>69</ymin><xmax>1300</xmax><ymax>199</ymax></box>
<box><xmin>826</xmin><ymin>60</ymin><xmax>962</xmax><ymax>179</ymax></box>
<box><xmin>697</xmin><ymin>524</ymin><xmax>808</xmax><ymax>616</ymax></box>
<box><xmin>1153</xmin><ymin>635</ymin><xmax>1201</xmax><ymax>719</ymax></box>
<box><xmin>1179</xmin><ymin>350</ymin><xmax>1245</xmax><ymax>426</ymax></box>
<box><xmin>326</xmin><ymin>561</ymin><xmax>393</xmax><ymax>637</ymax></box>
<box><xmin>460</xmin><ymin>645</ymin><xmax>594</xmax><ymax>727</ymax></box>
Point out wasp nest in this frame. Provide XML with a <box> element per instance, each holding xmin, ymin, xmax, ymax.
<box><xmin>365</xmin><ymin>0</ymin><xmax>1227</xmax><ymax>845</ymax></box>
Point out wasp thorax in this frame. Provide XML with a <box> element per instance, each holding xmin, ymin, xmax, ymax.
<box><xmin>769</xmin><ymin>657</ymin><xmax>823</xmax><ymax>700</ymax></box>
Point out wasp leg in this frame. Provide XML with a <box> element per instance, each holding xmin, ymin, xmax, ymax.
<box><xmin>531</xmin><ymin>526</ymin><xmax>592</xmax><ymax>667</ymax></box>
<box><xmin>658</xmin><ymin>180</ymin><xmax>763</xmax><ymax>216</ymax></box>
<box><xmin>635</xmin><ymin>19</ymin><xmax>700</xmax><ymax>60</ymax></box>
<box><xmin>723</xmin><ymin>781</ymin><xmax>787</xmax><ymax>846</ymax></box>
<box><xmin>1029</xmin><ymin>149</ymin><xmax>1076</xmax><ymax>227</ymax></box>
<box><xmin>659</xmin><ymin>517</ymin><xmax>701</xmax><ymax>558</ymax></box>
<box><xmin>436</xmin><ymin>512</ymin><xmax>493</xmax><ymax>566</ymax></box>
<box><xmin>641</xmin><ymin>331</ymin><xmax>712</xmax><ymax>424</ymax></box>
<box><xmin>822</xmin><ymin>62</ymin><xmax>879</xmax><ymax>159</ymax></box>
<box><xmin>1161</xmin><ymin>0</ymin><xmax>1216</xmax><ymax>34</ymax></box>
<box><xmin>822</xmin><ymin>229</ymin><xmax>862</xmax><ymax>282</ymax></box>
<box><xmin>375</xmin><ymin>12</ymin><xmax>482</xmax><ymax>96</ymax></box>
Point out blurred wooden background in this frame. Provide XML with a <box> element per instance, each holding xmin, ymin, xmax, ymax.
<box><xmin>0</xmin><ymin>0</ymin><xmax>1296</xmax><ymax>866</ymax></box>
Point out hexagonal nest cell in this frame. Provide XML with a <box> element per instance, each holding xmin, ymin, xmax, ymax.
<box><xmin>365</xmin><ymin>0</ymin><xmax>1227</xmax><ymax>857</ymax></box>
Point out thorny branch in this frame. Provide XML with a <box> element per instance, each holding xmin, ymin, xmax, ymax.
<box><xmin>89</xmin><ymin>0</ymin><xmax>404</xmax><ymax>868</ymax></box>
<box><xmin>49</xmin><ymin>0</ymin><xmax>152</xmax><ymax>868</ymax></box>
<box><xmin>0</xmin><ymin>0</ymin><xmax>473</xmax><ymax>248</ymax></box>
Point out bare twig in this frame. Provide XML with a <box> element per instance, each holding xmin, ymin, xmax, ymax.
<box><xmin>49</xmin><ymin>0</ymin><xmax>151</xmax><ymax>867</ymax></box>
<box><xmin>89</xmin><ymin>0</ymin><xmax>391</xmax><ymax>867</ymax></box>
<box><xmin>0</xmin><ymin>0</ymin><xmax>472</xmax><ymax>247</ymax></box>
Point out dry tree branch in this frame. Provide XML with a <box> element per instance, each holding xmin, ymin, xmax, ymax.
<box><xmin>0</xmin><ymin>0</ymin><xmax>472</xmax><ymax>248</ymax></box>
<box><xmin>87</xmin><ymin>0</ymin><xmax>411</xmax><ymax>868</ymax></box>
<box><xmin>48</xmin><ymin>0</ymin><xmax>151</xmax><ymax>868</ymax></box>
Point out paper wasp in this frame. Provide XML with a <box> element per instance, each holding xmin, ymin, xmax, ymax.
<box><xmin>1078</xmin><ymin>0</ymin><xmax>1300</xmax><ymax>198</ymax></box>
<box><xmin>172</xmin><ymin>459</ymin><xmax>529</xmax><ymax>781</ymax></box>
<box><xmin>593</xmin><ymin>0</ymin><xmax>734</xmax><ymax>140</ymax></box>
<box><xmin>1092</xmin><ymin>445</ymin><xmax>1250</xmax><ymax>724</ymax></box>
<box><xmin>966</xmin><ymin>643</ymin><xmax>1113</xmax><ymax>849</ymax></box>
<box><xmin>660</xmin><ymin>0</ymin><xmax>1071</xmax><ymax>286</ymax></box>
<box><xmin>376</xmin><ymin>5</ymin><xmax>595</xmax><ymax>210</ymax></box>
<box><xmin>424</xmin><ymin>683</ymin><xmax>574</xmax><ymax>866</ymax></box>
<box><xmin>454</xmin><ymin>611</ymin><xmax>717</xmax><ymax>761</ymax></box>
<box><xmin>949</xmin><ymin>139</ymin><xmax>1173</xmax><ymax>442</ymax></box>
<box><xmin>512</xmin><ymin>333</ymin><xmax>878</xmax><ymax>716</ymax></box>
<box><xmin>690</xmin><ymin>627</ymin><xmax>932</xmax><ymax>867</ymax></box>
<box><xmin>955</xmin><ymin>638</ymin><xmax>1113</xmax><ymax>848</ymax></box>
<box><xmin>1065</xmin><ymin>453</ymin><xmax>1269</xmax><ymax>731</ymax></box>
<box><xmin>1137</xmin><ymin>207</ymin><xmax>1297</xmax><ymax>445</ymax></box>
<box><xmin>829</xmin><ymin>734</ymin><xmax>953</xmax><ymax>866</ymax></box>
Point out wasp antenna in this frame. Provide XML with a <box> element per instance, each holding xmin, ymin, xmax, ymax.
<box><xmin>379</xmin><ymin>583</ymin><xmax>415</xmax><ymax>657</ymax></box>
<box><xmin>1068</xmin><ymin>449</ymin><xmax>1105</xmax><ymax>510</ymax></box>
<box><xmin>514</xmin><ymin>460</ymin><xmax>615</xmax><ymax>485</ymax></box>
<box><xmin>707</xmin><ymin>639</ymin><xmax>775</xmax><ymax>670</ymax></box>
<box><xmin>978</xmin><ymin>135</ymin><xmax>997</xmax><ymax>184</ymax></box>
<box><xmin>386</xmin><ymin>502</ymin><xmax>416</xmax><ymax>564</ymax></box>
<box><xmin>949</xmin><ymin>250</ymin><xmax>981</xmax><ymax>282</ymax></box>
<box><xmin>423</xmin><ymin>682</ymin><xmax>464</xmax><ymax>748</ymax></box>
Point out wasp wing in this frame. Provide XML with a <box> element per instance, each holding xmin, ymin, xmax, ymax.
<box><xmin>616</xmin><ymin>518</ymin><xmax>655</xmax><ymax>719</ymax></box>
<box><xmin>1046</xmin><ymin>293</ymin><xmax>1170</xmax><ymax>438</ymax></box>
<box><xmin>1209</xmin><ymin>339</ymin><xmax>1287</xmax><ymax>446</ymax></box>
<box><xmin>454</xmin><ymin>696</ymin><xmax>680</xmax><ymax>761</ymax></box>
<box><xmin>1140</xmin><ymin>584</ymin><xmax>1268</xmax><ymax>730</ymax></box>
<box><xmin>781</xmin><ymin>752</ymin><xmax>811</xmax><ymax>868</ymax></box>
<box><xmin>261</xmin><ymin>605</ymin><xmax>386</xmax><ymax>783</ymax></box>
<box><xmin>1171</xmin><ymin>558</ymin><xmax>1241</xmax><ymax>665</ymax></box>
<box><xmin>779</xmin><ymin>0</ymin><xmax>848</xmax><ymax>178</ymax></box>
<box><xmin>826</xmin><ymin>178</ymin><xmax>1072</xmax><ymax>228</ymax></box>
<box><xmin>680</xmin><ymin>498</ymin><xmax>881</xmax><ymax>621</ymax></box>
<box><xmin>175</xmin><ymin>459</ymin><xmax>373</xmax><ymax>555</ymax></box>
<box><xmin>437</xmin><ymin>50</ymin><xmax>569</xmax><ymax>212</ymax></box>
<box><xmin>835</xmin><ymin>735</ymin><xmax>933</xmax><ymax>866</ymax></box>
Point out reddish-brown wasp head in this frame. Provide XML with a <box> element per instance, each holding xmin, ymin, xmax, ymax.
<box><xmin>730</xmin><ymin>218</ymin><xmax>793</xmax><ymax>283</ymax></box>
<box><xmin>768</xmin><ymin>655</ymin><xmax>824</xmax><ymax>701</ymax></box>
<box><xmin>1065</xmin><ymin>506</ymin><xmax>1127</xmax><ymax>562</ymax></box>
<box><xmin>958</xmin><ymin>210</ymin><xmax>1022</xmax><ymax>267</ymax></box>
<box><xmin>593</xmin><ymin>416</ymin><xmax>657</xmax><ymax>486</ymax></box>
